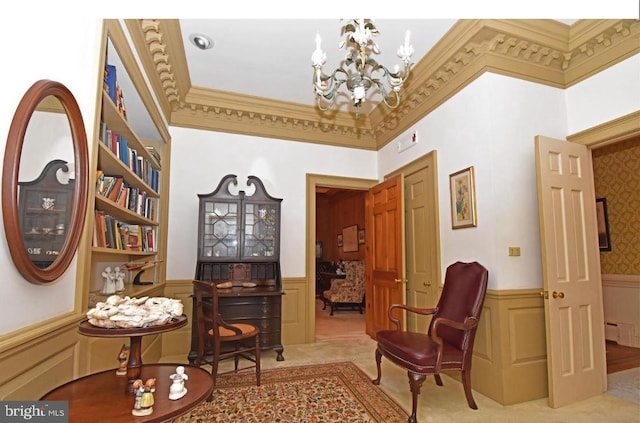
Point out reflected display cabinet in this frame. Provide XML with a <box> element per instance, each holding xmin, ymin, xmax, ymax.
<box><xmin>19</xmin><ymin>160</ymin><xmax>74</xmax><ymax>269</ymax></box>
<box><xmin>190</xmin><ymin>174</ymin><xmax>285</xmax><ymax>362</ymax></box>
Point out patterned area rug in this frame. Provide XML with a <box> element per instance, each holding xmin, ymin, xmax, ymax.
<box><xmin>173</xmin><ymin>361</ymin><xmax>408</xmax><ymax>422</ymax></box>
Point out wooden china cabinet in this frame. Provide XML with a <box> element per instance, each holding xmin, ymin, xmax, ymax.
<box><xmin>19</xmin><ymin>159</ymin><xmax>75</xmax><ymax>269</ymax></box>
<box><xmin>189</xmin><ymin>174</ymin><xmax>285</xmax><ymax>362</ymax></box>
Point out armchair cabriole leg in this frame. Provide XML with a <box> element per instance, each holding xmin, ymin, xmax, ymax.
<box><xmin>462</xmin><ymin>369</ymin><xmax>477</xmax><ymax>409</ymax></box>
<box><xmin>434</xmin><ymin>373</ymin><xmax>443</xmax><ymax>386</ymax></box>
<box><xmin>408</xmin><ymin>372</ymin><xmax>426</xmax><ymax>423</ymax></box>
<box><xmin>372</xmin><ymin>348</ymin><xmax>382</xmax><ymax>385</ymax></box>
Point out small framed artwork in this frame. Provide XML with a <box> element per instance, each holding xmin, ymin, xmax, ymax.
<box><xmin>595</xmin><ymin>198</ymin><xmax>611</xmax><ymax>251</ymax></box>
<box><xmin>343</xmin><ymin>224</ymin><xmax>358</xmax><ymax>252</ymax></box>
<box><xmin>337</xmin><ymin>234</ymin><xmax>343</xmax><ymax>247</ymax></box>
<box><xmin>449</xmin><ymin>166</ymin><xmax>477</xmax><ymax>229</ymax></box>
<box><xmin>315</xmin><ymin>241</ymin><xmax>323</xmax><ymax>259</ymax></box>
<box><xmin>358</xmin><ymin>228</ymin><xmax>365</xmax><ymax>244</ymax></box>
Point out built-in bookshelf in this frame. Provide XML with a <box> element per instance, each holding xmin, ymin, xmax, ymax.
<box><xmin>86</xmin><ymin>20</ymin><xmax>170</xmax><ymax>308</ymax></box>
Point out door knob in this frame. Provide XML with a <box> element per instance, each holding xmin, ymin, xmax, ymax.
<box><xmin>394</xmin><ymin>278</ymin><xmax>402</xmax><ymax>284</ymax></box>
<box><xmin>423</xmin><ymin>281</ymin><xmax>431</xmax><ymax>287</ymax></box>
<box><xmin>552</xmin><ymin>291</ymin><xmax>565</xmax><ymax>299</ymax></box>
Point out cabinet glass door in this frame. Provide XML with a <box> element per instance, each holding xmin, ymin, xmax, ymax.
<box><xmin>243</xmin><ymin>203</ymin><xmax>277</xmax><ymax>258</ymax></box>
<box><xmin>201</xmin><ymin>200</ymin><xmax>238</xmax><ymax>259</ymax></box>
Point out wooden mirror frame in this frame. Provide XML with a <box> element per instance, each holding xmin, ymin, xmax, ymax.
<box><xmin>2</xmin><ymin>80</ymin><xmax>89</xmax><ymax>284</ymax></box>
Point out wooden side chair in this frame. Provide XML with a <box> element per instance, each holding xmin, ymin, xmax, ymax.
<box><xmin>192</xmin><ymin>279</ymin><xmax>261</xmax><ymax>389</ymax></box>
<box><xmin>372</xmin><ymin>261</ymin><xmax>488</xmax><ymax>423</ymax></box>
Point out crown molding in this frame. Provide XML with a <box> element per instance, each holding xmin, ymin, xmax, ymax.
<box><xmin>567</xmin><ymin>110</ymin><xmax>640</xmax><ymax>148</ymax></box>
<box><xmin>125</xmin><ymin>19</ymin><xmax>639</xmax><ymax>151</ymax></box>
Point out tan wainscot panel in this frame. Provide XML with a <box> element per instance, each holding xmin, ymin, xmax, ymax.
<box><xmin>0</xmin><ymin>322</ymin><xmax>81</xmax><ymax>400</ymax></box>
<box><xmin>162</xmin><ymin>280</ymin><xmax>194</xmax><ymax>358</ymax></box>
<box><xmin>281</xmin><ymin>277</ymin><xmax>308</xmax><ymax>346</ymax></box>
<box><xmin>467</xmin><ymin>289</ymin><xmax>547</xmax><ymax>405</ymax></box>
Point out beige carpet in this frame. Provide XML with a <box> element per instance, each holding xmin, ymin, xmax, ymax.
<box><xmin>172</xmin><ymin>361</ymin><xmax>408</xmax><ymax>422</ymax></box>
<box><xmin>607</xmin><ymin>367</ymin><xmax>640</xmax><ymax>405</ymax></box>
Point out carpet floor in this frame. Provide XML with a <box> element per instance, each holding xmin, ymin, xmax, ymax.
<box><xmin>172</xmin><ymin>361</ymin><xmax>408</xmax><ymax>422</ymax></box>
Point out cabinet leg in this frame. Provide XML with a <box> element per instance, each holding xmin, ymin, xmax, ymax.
<box><xmin>274</xmin><ymin>345</ymin><xmax>285</xmax><ymax>361</ymax></box>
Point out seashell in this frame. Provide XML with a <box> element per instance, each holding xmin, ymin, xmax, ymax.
<box><xmin>242</xmin><ymin>282</ymin><xmax>257</xmax><ymax>288</ymax></box>
<box><xmin>131</xmin><ymin>296</ymin><xmax>149</xmax><ymax>305</ymax></box>
<box><xmin>216</xmin><ymin>282</ymin><xmax>232</xmax><ymax>289</ymax></box>
<box><xmin>106</xmin><ymin>295</ymin><xmax>123</xmax><ymax>306</ymax></box>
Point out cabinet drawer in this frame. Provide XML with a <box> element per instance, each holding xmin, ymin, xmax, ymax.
<box><xmin>219</xmin><ymin>300</ymin><xmax>281</xmax><ymax>319</ymax></box>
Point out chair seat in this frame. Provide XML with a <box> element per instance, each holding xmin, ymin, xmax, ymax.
<box><xmin>214</xmin><ymin>323</ymin><xmax>259</xmax><ymax>338</ymax></box>
<box><xmin>376</xmin><ymin>330</ymin><xmax>464</xmax><ymax>373</ymax></box>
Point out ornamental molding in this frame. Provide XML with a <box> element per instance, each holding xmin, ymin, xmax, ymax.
<box><xmin>126</xmin><ymin>19</ymin><xmax>639</xmax><ymax>151</ymax></box>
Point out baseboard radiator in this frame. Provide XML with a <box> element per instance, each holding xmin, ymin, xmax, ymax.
<box><xmin>605</xmin><ymin>321</ymin><xmax>637</xmax><ymax>347</ymax></box>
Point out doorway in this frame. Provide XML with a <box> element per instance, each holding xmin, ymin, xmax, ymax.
<box><xmin>314</xmin><ymin>185</ymin><xmax>367</xmax><ymax>341</ymax></box>
<box><xmin>305</xmin><ymin>174</ymin><xmax>377</xmax><ymax>343</ymax></box>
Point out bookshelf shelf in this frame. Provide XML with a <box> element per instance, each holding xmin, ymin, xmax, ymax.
<box><xmin>85</xmin><ymin>20</ymin><xmax>169</xmax><ymax>303</ymax></box>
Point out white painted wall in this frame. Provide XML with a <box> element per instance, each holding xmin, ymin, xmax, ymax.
<box><xmin>165</xmin><ymin>128</ymin><xmax>377</xmax><ymax>280</ymax></box>
<box><xmin>565</xmin><ymin>55</ymin><xmax>640</xmax><ymax>134</ymax></box>
<box><xmin>379</xmin><ymin>74</ymin><xmax>568</xmax><ymax>289</ymax></box>
<box><xmin>0</xmin><ymin>17</ymin><xmax>102</xmax><ymax>334</ymax></box>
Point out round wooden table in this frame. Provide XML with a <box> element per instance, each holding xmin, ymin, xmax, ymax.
<box><xmin>78</xmin><ymin>316</ymin><xmax>187</xmax><ymax>392</ymax></box>
<box><xmin>41</xmin><ymin>364</ymin><xmax>213</xmax><ymax>423</ymax></box>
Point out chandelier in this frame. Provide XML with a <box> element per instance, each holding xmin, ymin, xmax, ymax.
<box><xmin>311</xmin><ymin>19</ymin><xmax>414</xmax><ymax>119</ymax></box>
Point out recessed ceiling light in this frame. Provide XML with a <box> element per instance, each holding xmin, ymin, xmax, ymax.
<box><xmin>189</xmin><ymin>34</ymin><xmax>213</xmax><ymax>50</ymax></box>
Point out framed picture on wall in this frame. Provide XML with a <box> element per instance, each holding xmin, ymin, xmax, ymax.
<box><xmin>449</xmin><ymin>166</ymin><xmax>477</xmax><ymax>229</ymax></box>
<box><xmin>337</xmin><ymin>234</ymin><xmax>343</xmax><ymax>247</ymax></box>
<box><xmin>343</xmin><ymin>224</ymin><xmax>358</xmax><ymax>252</ymax></box>
<box><xmin>358</xmin><ymin>228</ymin><xmax>365</xmax><ymax>244</ymax></box>
<box><xmin>596</xmin><ymin>198</ymin><xmax>611</xmax><ymax>251</ymax></box>
<box><xmin>316</xmin><ymin>241</ymin><xmax>323</xmax><ymax>259</ymax></box>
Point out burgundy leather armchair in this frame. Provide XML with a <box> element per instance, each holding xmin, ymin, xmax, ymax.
<box><xmin>372</xmin><ymin>261</ymin><xmax>488</xmax><ymax>423</ymax></box>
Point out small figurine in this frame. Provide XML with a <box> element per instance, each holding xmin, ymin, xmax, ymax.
<box><xmin>114</xmin><ymin>266</ymin><xmax>125</xmax><ymax>292</ymax></box>
<box><xmin>168</xmin><ymin>366</ymin><xmax>188</xmax><ymax>400</ymax></box>
<box><xmin>132</xmin><ymin>379</ymin><xmax>145</xmax><ymax>414</ymax></box>
<box><xmin>115</xmin><ymin>344</ymin><xmax>129</xmax><ymax>376</ymax></box>
<box><xmin>132</xmin><ymin>378</ymin><xmax>155</xmax><ymax>416</ymax></box>
<box><xmin>101</xmin><ymin>266</ymin><xmax>116</xmax><ymax>295</ymax></box>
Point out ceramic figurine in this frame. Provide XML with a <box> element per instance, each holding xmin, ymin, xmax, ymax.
<box><xmin>115</xmin><ymin>344</ymin><xmax>129</xmax><ymax>376</ymax></box>
<box><xmin>132</xmin><ymin>378</ymin><xmax>155</xmax><ymax>416</ymax></box>
<box><xmin>101</xmin><ymin>266</ymin><xmax>116</xmax><ymax>295</ymax></box>
<box><xmin>114</xmin><ymin>266</ymin><xmax>125</xmax><ymax>292</ymax></box>
<box><xmin>131</xmin><ymin>379</ymin><xmax>145</xmax><ymax>415</ymax></box>
<box><xmin>168</xmin><ymin>366</ymin><xmax>188</xmax><ymax>400</ymax></box>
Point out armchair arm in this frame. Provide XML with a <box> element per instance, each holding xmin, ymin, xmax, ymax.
<box><xmin>430</xmin><ymin>316</ymin><xmax>479</xmax><ymax>344</ymax></box>
<box><xmin>387</xmin><ymin>304</ymin><xmax>438</xmax><ymax>330</ymax></box>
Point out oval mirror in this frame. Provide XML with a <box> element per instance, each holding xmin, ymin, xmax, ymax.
<box><xmin>2</xmin><ymin>80</ymin><xmax>89</xmax><ymax>284</ymax></box>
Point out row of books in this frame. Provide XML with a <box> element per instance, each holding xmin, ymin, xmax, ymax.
<box><xmin>94</xmin><ymin>210</ymin><xmax>156</xmax><ymax>252</ymax></box>
<box><xmin>104</xmin><ymin>64</ymin><xmax>127</xmax><ymax>120</ymax></box>
<box><xmin>99</xmin><ymin>122</ymin><xmax>160</xmax><ymax>192</ymax></box>
<box><xmin>95</xmin><ymin>171</ymin><xmax>157</xmax><ymax>221</ymax></box>
<box><xmin>145</xmin><ymin>145</ymin><xmax>161</xmax><ymax>165</ymax></box>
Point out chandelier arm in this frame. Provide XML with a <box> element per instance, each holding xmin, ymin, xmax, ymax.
<box><xmin>314</xmin><ymin>67</ymin><xmax>348</xmax><ymax>97</ymax></box>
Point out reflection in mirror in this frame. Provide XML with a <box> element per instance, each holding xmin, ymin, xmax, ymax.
<box><xmin>19</xmin><ymin>158</ymin><xmax>75</xmax><ymax>269</ymax></box>
<box><xmin>2</xmin><ymin>80</ymin><xmax>89</xmax><ymax>284</ymax></box>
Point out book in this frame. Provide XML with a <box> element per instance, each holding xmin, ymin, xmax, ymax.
<box><xmin>94</xmin><ymin>210</ymin><xmax>107</xmax><ymax>248</ymax></box>
<box><xmin>107</xmin><ymin>176</ymin><xmax>124</xmax><ymax>202</ymax></box>
<box><xmin>104</xmin><ymin>64</ymin><xmax>117</xmax><ymax>104</ymax></box>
